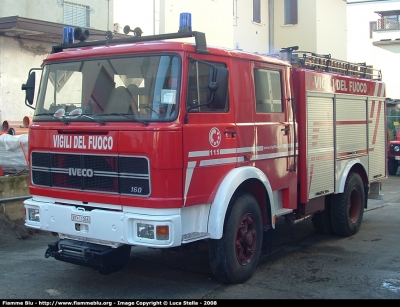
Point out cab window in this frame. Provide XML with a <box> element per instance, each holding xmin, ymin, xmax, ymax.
<box><xmin>187</xmin><ymin>61</ymin><xmax>229</xmax><ymax>112</ymax></box>
<box><xmin>254</xmin><ymin>69</ymin><xmax>283</xmax><ymax>113</ymax></box>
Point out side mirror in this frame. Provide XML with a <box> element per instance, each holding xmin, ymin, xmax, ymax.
<box><xmin>22</xmin><ymin>72</ymin><xmax>35</xmax><ymax>105</ymax></box>
<box><xmin>211</xmin><ymin>67</ymin><xmax>229</xmax><ymax>109</ymax></box>
<box><xmin>21</xmin><ymin>68</ymin><xmax>41</xmax><ymax>109</ymax></box>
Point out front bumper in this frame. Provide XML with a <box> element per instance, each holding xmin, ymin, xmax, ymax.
<box><xmin>24</xmin><ymin>197</ymin><xmax>183</xmax><ymax>248</ymax></box>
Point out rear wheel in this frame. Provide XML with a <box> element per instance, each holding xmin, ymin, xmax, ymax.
<box><xmin>209</xmin><ymin>193</ymin><xmax>263</xmax><ymax>284</ymax></box>
<box><xmin>388</xmin><ymin>159</ymin><xmax>398</xmax><ymax>175</ymax></box>
<box><xmin>330</xmin><ymin>172</ymin><xmax>364</xmax><ymax>237</ymax></box>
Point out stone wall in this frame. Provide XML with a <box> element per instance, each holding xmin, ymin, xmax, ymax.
<box><xmin>0</xmin><ymin>174</ymin><xmax>30</xmax><ymax>221</ymax></box>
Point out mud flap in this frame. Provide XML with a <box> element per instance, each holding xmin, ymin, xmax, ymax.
<box><xmin>262</xmin><ymin>228</ymin><xmax>274</xmax><ymax>254</ymax></box>
<box><xmin>45</xmin><ymin>239</ymin><xmax>131</xmax><ymax>275</ymax></box>
<box><xmin>368</xmin><ymin>182</ymin><xmax>383</xmax><ymax>202</ymax></box>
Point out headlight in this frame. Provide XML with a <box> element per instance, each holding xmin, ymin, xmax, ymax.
<box><xmin>137</xmin><ymin>223</ymin><xmax>154</xmax><ymax>239</ymax></box>
<box><xmin>394</xmin><ymin>145</ymin><xmax>400</xmax><ymax>152</ymax></box>
<box><xmin>136</xmin><ymin>222</ymin><xmax>169</xmax><ymax>240</ymax></box>
<box><xmin>27</xmin><ymin>207</ymin><xmax>40</xmax><ymax>223</ymax></box>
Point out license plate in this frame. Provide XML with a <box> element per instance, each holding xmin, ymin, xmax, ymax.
<box><xmin>71</xmin><ymin>214</ymin><xmax>91</xmax><ymax>223</ymax></box>
<box><xmin>395</xmin><ymin>156</ymin><xmax>400</xmax><ymax>160</ymax></box>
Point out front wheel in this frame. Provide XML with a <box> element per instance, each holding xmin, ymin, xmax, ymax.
<box><xmin>330</xmin><ymin>172</ymin><xmax>365</xmax><ymax>237</ymax></box>
<box><xmin>208</xmin><ymin>193</ymin><xmax>263</xmax><ymax>284</ymax></box>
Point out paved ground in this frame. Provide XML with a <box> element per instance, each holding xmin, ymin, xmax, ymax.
<box><xmin>1</xmin><ymin>173</ymin><xmax>400</xmax><ymax>299</ymax></box>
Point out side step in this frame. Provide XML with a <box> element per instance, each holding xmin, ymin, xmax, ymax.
<box><xmin>274</xmin><ymin>208</ymin><xmax>293</xmax><ymax>217</ymax></box>
<box><xmin>368</xmin><ymin>181</ymin><xmax>384</xmax><ymax>200</ymax></box>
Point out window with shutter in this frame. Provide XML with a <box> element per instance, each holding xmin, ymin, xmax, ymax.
<box><xmin>284</xmin><ymin>0</ymin><xmax>298</xmax><ymax>25</ymax></box>
<box><xmin>253</xmin><ymin>0</ymin><xmax>261</xmax><ymax>24</ymax></box>
<box><xmin>64</xmin><ymin>1</ymin><xmax>90</xmax><ymax>28</ymax></box>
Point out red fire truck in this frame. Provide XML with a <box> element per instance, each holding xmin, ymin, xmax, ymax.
<box><xmin>22</xmin><ymin>18</ymin><xmax>386</xmax><ymax>284</ymax></box>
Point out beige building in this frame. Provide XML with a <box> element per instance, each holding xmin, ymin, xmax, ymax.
<box><xmin>1</xmin><ymin>0</ymin><xmax>349</xmax><ymax>123</ymax></box>
<box><xmin>157</xmin><ymin>0</ymin><xmax>269</xmax><ymax>54</ymax></box>
<box><xmin>272</xmin><ymin>0</ymin><xmax>347</xmax><ymax>59</ymax></box>
<box><xmin>115</xmin><ymin>0</ymin><xmax>347</xmax><ymax>58</ymax></box>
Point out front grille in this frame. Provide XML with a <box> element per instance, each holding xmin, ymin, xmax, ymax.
<box><xmin>31</xmin><ymin>152</ymin><xmax>150</xmax><ymax>196</ymax></box>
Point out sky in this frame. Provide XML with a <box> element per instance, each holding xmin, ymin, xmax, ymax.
<box><xmin>113</xmin><ymin>0</ymin><xmax>156</xmax><ymax>35</ymax></box>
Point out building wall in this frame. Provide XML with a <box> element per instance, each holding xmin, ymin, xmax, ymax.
<box><xmin>272</xmin><ymin>0</ymin><xmax>317</xmax><ymax>55</ymax></box>
<box><xmin>232</xmin><ymin>0</ymin><xmax>270</xmax><ymax>53</ymax></box>
<box><xmin>0</xmin><ymin>36</ymin><xmax>51</xmax><ymax>123</ymax></box>
<box><xmin>272</xmin><ymin>0</ymin><xmax>346</xmax><ymax>59</ymax></box>
<box><xmin>347</xmin><ymin>0</ymin><xmax>391</xmax><ymax>64</ymax></box>
<box><xmin>115</xmin><ymin>0</ymin><xmax>273</xmax><ymax>54</ymax></box>
<box><xmin>114</xmin><ymin>0</ymin><xmax>347</xmax><ymax>56</ymax></box>
<box><xmin>316</xmin><ymin>0</ymin><xmax>347</xmax><ymax>60</ymax></box>
<box><xmin>347</xmin><ymin>0</ymin><xmax>400</xmax><ymax>100</ymax></box>
<box><xmin>0</xmin><ymin>0</ymin><xmax>113</xmax><ymax>31</ymax></box>
<box><xmin>158</xmin><ymin>0</ymin><xmax>235</xmax><ymax>50</ymax></box>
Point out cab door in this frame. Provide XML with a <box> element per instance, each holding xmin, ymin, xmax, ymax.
<box><xmin>249</xmin><ymin>62</ymin><xmax>297</xmax><ymax>209</ymax></box>
<box><xmin>182</xmin><ymin>56</ymin><xmax>236</xmax><ymax>207</ymax></box>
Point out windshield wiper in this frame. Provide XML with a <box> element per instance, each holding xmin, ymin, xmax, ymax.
<box><xmin>34</xmin><ymin>112</ymin><xmax>70</xmax><ymax>124</ymax></box>
<box><xmin>98</xmin><ymin>113</ymin><xmax>149</xmax><ymax>126</ymax></box>
<box><xmin>34</xmin><ymin>112</ymin><xmax>56</xmax><ymax>116</ymax></box>
<box><xmin>54</xmin><ymin>116</ymin><xmax>70</xmax><ymax>124</ymax></box>
<box><xmin>36</xmin><ymin>113</ymin><xmax>105</xmax><ymax>125</ymax></box>
<box><xmin>77</xmin><ymin>114</ymin><xmax>106</xmax><ymax>125</ymax></box>
<box><xmin>35</xmin><ymin>112</ymin><xmax>148</xmax><ymax>125</ymax></box>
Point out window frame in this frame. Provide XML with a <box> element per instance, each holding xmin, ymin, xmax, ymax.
<box><xmin>253</xmin><ymin>0</ymin><xmax>261</xmax><ymax>24</ymax></box>
<box><xmin>186</xmin><ymin>60</ymin><xmax>229</xmax><ymax>113</ymax></box>
<box><xmin>254</xmin><ymin>68</ymin><xmax>283</xmax><ymax>114</ymax></box>
<box><xmin>63</xmin><ymin>1</ymin><xmax>91</xmax><ymax>28</ymax></box>
<box><xmin>284</xmin><ymin>0</ymin><xmax>298</xmax><ymax>25</ymax></box>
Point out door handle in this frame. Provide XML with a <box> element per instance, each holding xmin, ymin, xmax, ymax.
<box><xmin>281</xmin><ymin>125</ymin><xmax>290</xmax><ymax>135</ymax></box>
<box><xmin>224</xmin><ymin>130</ymin><xmax>236</xmax><ymax>137</ymax></box>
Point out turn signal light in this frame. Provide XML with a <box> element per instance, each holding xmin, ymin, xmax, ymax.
<box><xmin>156</xmin><ymin>225</ymin><xmax>169</xmax><ymax>240</ymax></box>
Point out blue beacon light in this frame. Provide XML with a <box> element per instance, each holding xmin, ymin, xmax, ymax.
<box><xmin>179</xmin><ymin>13</ymin><xmax>192</xmax><ymax>33</ymax></box>
<box><xmin>62</xmin><ymin>26</ymin><xmax>74</xmax><ymax>44</ymax></box>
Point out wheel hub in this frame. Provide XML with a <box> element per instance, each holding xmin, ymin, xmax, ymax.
<box><xmin>235</xmin><ymin>213</ymin><xmax>257</xmax><ymax>265</ymax></box>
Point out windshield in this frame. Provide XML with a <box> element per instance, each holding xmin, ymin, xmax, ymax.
<box><xmin>34</xmin><ymin>54</ymin><xmax>181</xmax><ymax>122</ymax></box>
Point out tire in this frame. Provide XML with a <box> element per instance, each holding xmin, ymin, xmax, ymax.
<box><xmin>312</xmin><ymin>199</ymin><xmax>334</xmax><ymax>235</ymax></box>
<box><xmin>330</xmin><ymin>172</ymin><xmax>365</xmax><ymax>237</ymax></box>
<box><xmin>388</xmin><ymin>159</ymin><xmax>398</xmax><ymax>176</ymax></box>
<box><xmin>208</xmin><ymin>193</ymin><xmax>263</xmax><ymax>284</ymax></box>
